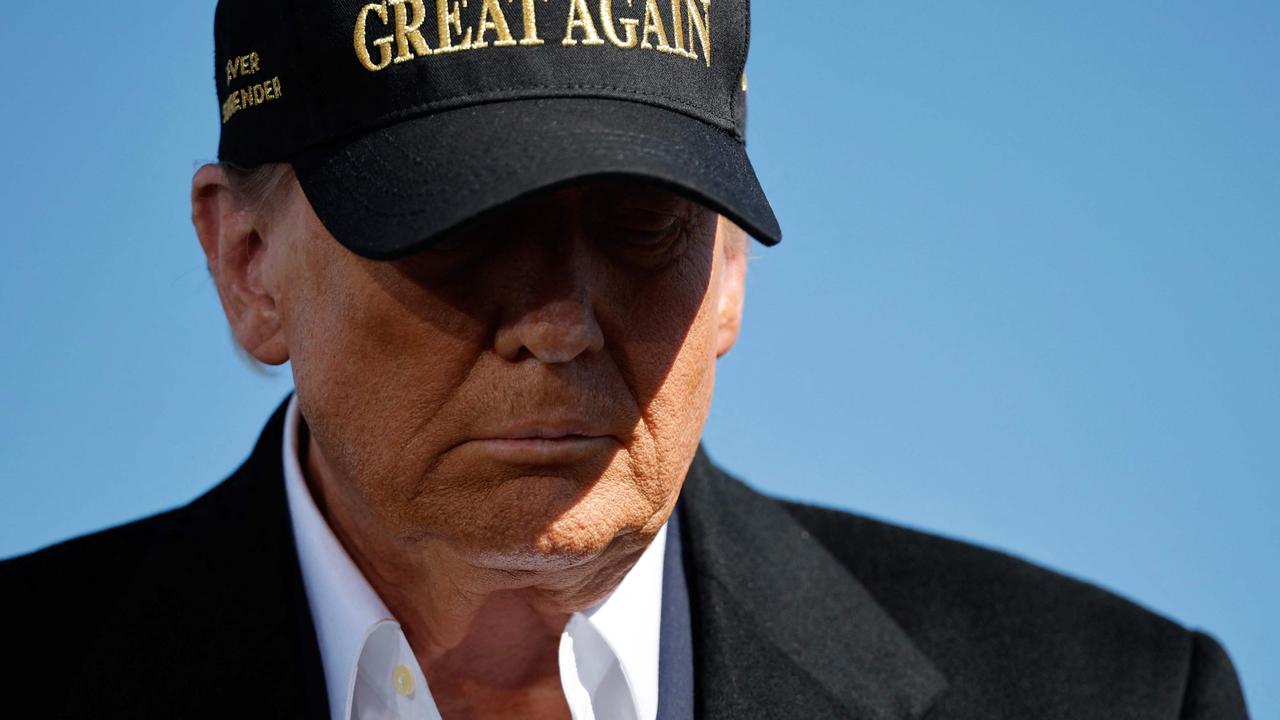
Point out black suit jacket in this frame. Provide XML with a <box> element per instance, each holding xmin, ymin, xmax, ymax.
<box><xmin>1</xmin><ymin>402</ymin><xmax>1249</xmax><ymax>718</ymax></box>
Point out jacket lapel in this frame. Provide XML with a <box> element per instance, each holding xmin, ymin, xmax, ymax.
<box><xmin>66</xmin><ymin>399</ymin><xmax>329</xmax><ymax>718</ymax></box>
<box><xmin>680</xmin><ymin>449</ymin><xmax>948</xmax><ymax>720</ymax></box>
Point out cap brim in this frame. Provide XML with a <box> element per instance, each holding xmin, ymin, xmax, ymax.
<box><xmin>291</xmin><ymin>98</ymin><xmax>780</xmax><ymax>260</ymax></box>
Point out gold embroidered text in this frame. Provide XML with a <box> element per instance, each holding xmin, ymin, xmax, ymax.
<box><xmin>354</xmin><ymin>0</ymin><xmax>713</xmax><ymax>71</ymax></box>
<box><xmin>222</xmin><ymin>76</ymin><xmax>284</xmax><ymax>123</ymax></box>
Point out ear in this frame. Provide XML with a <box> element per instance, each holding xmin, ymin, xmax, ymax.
<box><xmin>715</xmin><ymin>218</ymin><xmax>748</xmax><ymax>358</ymax></box>
<box><xmin>191</xmin><ymin>164</ymin><xmax>289</xmax><ymax>365</ymax></box>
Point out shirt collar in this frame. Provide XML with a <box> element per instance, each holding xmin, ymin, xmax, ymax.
<box><xmin>584</xmin><ymin>522</ymin><xmax>666</xmax><ymax>720</ymax></box>
<box><xmin>282</xmin><ymin>395</ymin><xmax>399</xmax><ymax>720</ymax></box>
<box><xmin>281</xmin><ymin>394</ymin><xmax>667</xmax><ymax>720</ymax></box>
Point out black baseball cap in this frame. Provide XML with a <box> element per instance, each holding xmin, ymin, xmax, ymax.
<box><xmin>214</xmin><ymin>0</ymin><xmax>781</xmax><ymax>259</ymax></box>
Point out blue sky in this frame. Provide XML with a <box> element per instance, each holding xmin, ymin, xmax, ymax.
<box><xmin>1</xmin><ymin>1</ymin><xmax>1275</xmax><ymax>713</ymax></box>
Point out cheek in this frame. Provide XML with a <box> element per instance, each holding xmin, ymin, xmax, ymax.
<box><xmin>280</xmin><ymin>235</ymin><xmax>487</xmax><ymax>505</ymax></box>
<box><xmin>607</xmin><ymin>239</ymin><xmax>723</xmax><ymax>494</ymax></box>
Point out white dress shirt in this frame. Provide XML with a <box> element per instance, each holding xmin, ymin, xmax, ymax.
<box><xmin>281</xmin><ymin>396</ymin><xmax>667</xmax><ymax>720</ymax></box>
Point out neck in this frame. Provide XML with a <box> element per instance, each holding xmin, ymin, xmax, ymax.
<box><xmin>300</xmin><ymin>433</ymin><xmax>645</xmax><ymax>717</ymax></box>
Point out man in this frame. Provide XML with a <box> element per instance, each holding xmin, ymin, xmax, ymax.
<box><xmin>0</xmin><ymin>0</ymin><xmax>1249</xmax><ymax>718</ymax></box>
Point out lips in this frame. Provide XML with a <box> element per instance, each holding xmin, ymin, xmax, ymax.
<box><xmin>498</xmin><ymin>427</ymin><xmax>603</xmax><ymax>441</ymax></box>
<box><xmin>459</xmin><ymin>421</ymin><xmax>620</xmax><ymax>464</ymax></box>
<box><xmin>463</xmin><ymin>435</ymin><xmax>617</xmax><ymax>464</ymax></box>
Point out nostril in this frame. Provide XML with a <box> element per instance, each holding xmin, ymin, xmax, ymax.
<box><xmin>495</xmin><ymin>298</ymin><xmax>605</xmax><ymax>364</ymax></box>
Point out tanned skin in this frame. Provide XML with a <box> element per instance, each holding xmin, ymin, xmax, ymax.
<box><xmin>192</xmin><ymin>166</ymin><xmax>748</xmax><ymax>719</ymax></box>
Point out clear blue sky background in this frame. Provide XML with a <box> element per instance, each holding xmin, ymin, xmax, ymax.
<box><xmin>1</xmin><ymin>1</ymin><xmax>1275</xmax><ymax>714</ymax></box>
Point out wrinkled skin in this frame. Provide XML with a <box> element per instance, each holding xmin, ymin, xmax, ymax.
<box><xmin>192</xmin><ymin>167</ymin><xmax>748</xmax><ymax>717</ymax></box>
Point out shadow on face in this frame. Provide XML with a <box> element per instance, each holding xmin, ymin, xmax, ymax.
<box><xmin>264</xmin><ymin>175</ymin><xmax>740</xmax><ymax>582</ymax></box>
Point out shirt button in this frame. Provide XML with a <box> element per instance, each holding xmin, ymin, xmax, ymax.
<box><xmin>392</xmin><ymin>665</ymin><xmax>415</xmax><ymax>697</ymax></box>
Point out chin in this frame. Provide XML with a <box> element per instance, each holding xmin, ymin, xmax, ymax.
<box><xmin>470</xmin><ymin>543</ymin><xmax>604</xmax><ymax>574</ymax></box>
<box><xmin>461</xmin><ymin>483</ymin><xmax>653</xmax><ymax>575</ymax></box>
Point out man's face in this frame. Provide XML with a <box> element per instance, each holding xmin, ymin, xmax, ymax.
<box><xmin>239</xmin><ymin>175</ymin><xmax>747</xmax><ymax>576</ymax></box>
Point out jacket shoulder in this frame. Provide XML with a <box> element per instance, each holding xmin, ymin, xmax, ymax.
<box><xmin>0</xmin><ymin>505</ymin><xmax>191</xmax><ymax>699</ymax></box>
<box><xmin>0</xmin><ymin>506</ymin><xmax>187</xmax><ymax>627</ymax></box>
<box><xmin>779</xmin><ymin>498</ymin><xmax>1177</xmax><ymax>633</ymax></box>
<box><xmin>0</xmin><ymin>431</ymin><xmax>267</xmax><ymax>603</ymax></box>
<box><xmin>776</xmin><ymin>498</ymin><xmax>1245</xmax><ymax>717</ymax></box>
<box><xmin>2</xmin><ymin>505</ymin><xmax>184</xmax><ymax>585</ymax></box>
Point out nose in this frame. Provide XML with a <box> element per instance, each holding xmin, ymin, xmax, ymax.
<box><xmin>493</xmin><ymin>237</ymin><xmax>606</xmax><ymax>365</ymax></box>
<box><xmin>495</xmin><ymin>297</ymin><xmax>605</xmax><ymax>363</ymax></box>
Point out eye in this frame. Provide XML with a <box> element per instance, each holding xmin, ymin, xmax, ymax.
<box><xmin>591</xmin><ymin>208</ymin><xmax>689</xmax><ymax>269</ymax></box>
<box><xmin>587</xmin><ymin>185</ymin><xmax>702</xmax><ymax>265</ymax></box>
<box><xmin>424</xmin><ymin>214</ymin><xmax>506</xmax><ymax>253</ymax></box>
<box><xmin>395</xmin><ymin>221</ymin><xmax>500</xmax><ymax>281</ymax></box>
<box><xmin>602</xmin><ymin>205</ymin><xmax>682</xmax><ymax>243</ymax></box>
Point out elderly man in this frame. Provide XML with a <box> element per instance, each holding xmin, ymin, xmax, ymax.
<box><xmin>0</xmin><ymin>0</ymin><xmax>1250</xmax><ymax>718</ymax></box>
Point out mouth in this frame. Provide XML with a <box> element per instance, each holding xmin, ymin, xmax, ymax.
<box><xmin>462</xmin><ymin>430</ymin><xmax>618</xmax><ymax>464</ymax></box>
<box><xmin>502</xmin><ymin>426</ymin><xmax>603</xmax><ymax>440</ymax></box>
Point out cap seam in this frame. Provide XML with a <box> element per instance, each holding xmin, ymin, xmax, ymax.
<box><xmin>369</xmin><ymin>82</ymin><xmax>725</xmax><ymax>119</ymax></box>
<box><xmin>275</xmin><ymin>85</ymin><xmax>735</xmax><ymax>163</ymax></box>
<box><xmin>730</xmin><ymin>0</ymin><xmax>748</xmax><ymax>142</ymax></box>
